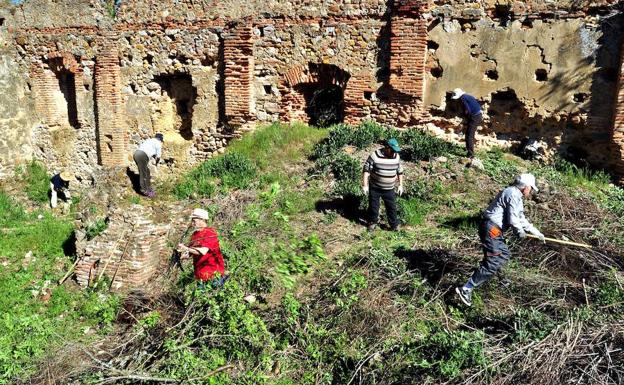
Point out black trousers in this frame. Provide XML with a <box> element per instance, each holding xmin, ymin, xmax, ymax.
<box><xmin>367</xmin><ymin>187</ymin><xmax>399</xmax><ymax>228</ymax></box>
<box><xmin>133</xmin><ymin>150</ymin><xmax>151</xmax><ymax>193</ymax></box>
<box><xmin>468</xmin><ymin>220</ymin><xmax>511</xmax><ymax>288</ymax></box>
<box><xmin>465</xmin><ymin>113</ymin><xmax>482</xmax><ymax>158</ymax></box>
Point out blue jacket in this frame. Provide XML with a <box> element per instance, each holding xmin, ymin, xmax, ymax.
<box><xmin>461</xmin><ymin>94</ymin><xmax>482</xmax><ymax>116</ymax></box>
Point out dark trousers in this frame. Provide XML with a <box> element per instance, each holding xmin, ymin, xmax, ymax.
<box><xmin>367</xmin><ymin>187</ymin><xmax>399</xmax><ymax>228</ymax></box>
<box><xmin>465</xmin><ymin>113</ymin><xmax>482</xmax><ymax>158</ymax></box>
<box><xmin>468</xmin><ymin>220</ymin><xmax>511</xmax><ymax>288</ymax></box>
<box><xmin>133</xmin><ymin>150</ymin><xmax>151</xmax><ymax>194</ymax></box>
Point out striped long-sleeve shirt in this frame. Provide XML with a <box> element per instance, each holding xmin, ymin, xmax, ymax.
<box><xmin>363</xmin><ymin>149</ymin><xmax>404</xmax><ymax>190</ymax></box>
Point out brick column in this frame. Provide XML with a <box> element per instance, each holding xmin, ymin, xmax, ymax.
<box><xmin>344</xmin><ymin>72</ymin><xmax>373</xmax><ymax>125</ymax></box>
<box><xmin>381</xmin><ymin>0</ymin><xmax>428</xmax><ymax>125</ymax></box>
<box><xmin>389</xmin><ymin>1</ymin><xmax>427</xmax><ymax>100</ymax></box>
<box><xmin>31</xmin><ymin>66</ymin><xmax>61</xmax><ymax>124</ymax></box>
<box><xmin>95</xmin><ymin>32</ymin><xmax>126</xmax><ymax>166</ymax></box>
<box><xmin>612</xmin><ymin>39</ymin><xmax>624</xmax><ymax>184</ymax></box>
<box><xmin>223</xmin><ymin>25</ymin><xmax>254</xmax><ymax>129</ymax></box>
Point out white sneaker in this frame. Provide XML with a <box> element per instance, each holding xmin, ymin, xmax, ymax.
<box><xmin>455</xmin><ymin>286</ymin><xmax>473</xmax><ymax>306</ymax></box>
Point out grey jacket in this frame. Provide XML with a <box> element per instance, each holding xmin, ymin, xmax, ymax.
<box><xmin>483</xmin><ymin>186</ymin><xmax>541</xmax><ymax>236</ymax></box>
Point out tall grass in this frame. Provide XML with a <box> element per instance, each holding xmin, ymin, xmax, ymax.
<box><xmin>16</xmin><ymin>161</ymin><xmax>50</xmax><ymax>204</ymax></box>
<box><xmin>229</xmin><ymin>122</ymin><xmax>327</xmax><ymax>170</ymax></box>
<box><xmin>0</xmin><ymin>190</ymin><xmax>121</xmax><ymax>383</ymax></box>
<box><xmin>174</xmin><ymin>123</ymin><xmax>328</xmax><ymax>199</ymax></box>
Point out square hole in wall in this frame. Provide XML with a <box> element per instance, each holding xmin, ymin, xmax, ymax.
<box><xmin>364</xmin><ymin>91</ymin><xmax>373</xmax><ymax>100</ymax></box>
<box><xmin>573</xmin><ymin>93</ymin><xmax>588</xmax><ymax>103</ymax></box>
<box><xmin>0</xmin><ymin>18</ymin><xmax>4</xmax><ymax>27</ymax></box>
<box><xmin>485</xmin><ymin>69</ymin><xmax>499</xmax><ymax>80</ymax></box>
<box><xmin>263</xmin><ymin>84</ymin><xmax>272</xmax><ymax>94</ymax></box>
<box><xmin>535</xmin><ymin>69</ymin><xmax>548</xmax><ymax>81</ymax></box>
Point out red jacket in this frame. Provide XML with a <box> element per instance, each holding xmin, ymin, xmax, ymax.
<box><xmin>189</xmin><ymin>227</ymin><xmax>225</xmax><ymax>281</ymax></box>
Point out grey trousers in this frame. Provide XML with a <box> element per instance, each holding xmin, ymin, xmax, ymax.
<box><xmin>133</xmin><ymin>150</ymin><xmax>151</xmax><ymax>194</ymax></box>
<box><xmin>468</xmin><ymin>220</ymin><xmax>511</xmax><ymax>288</ymax></box>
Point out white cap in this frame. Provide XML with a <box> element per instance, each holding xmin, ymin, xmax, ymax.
<box><xmin>515</xmin><ymin>173</ymin><xmax>539</xmax><ymax>193</ymax></box>
<box><xmin>191</xmin><ymin>208</ymin><xmax>209</xmax><ymax>220</ymax></box>
<box><xmin>451</xmin><ymin>88</ymin><xmax>465</xmax><ymax>99</ymax></box>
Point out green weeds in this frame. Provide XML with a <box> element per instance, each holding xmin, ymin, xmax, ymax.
<box><xmin>400</xmin><ymin>129</ymin><xmax>462</xmax><ymax>161</ymax></box>
<box><xmin>481</xmin><ymin>148</ymin><xmax>520</xmax><ymax>181</ymax></box>
<box><xmin>596</xmin><ymin>270</ymin><xmax>624</xmax><ymax>311</ymax></box>
<box><xmin>15</xmin><ymin>161</ymin><xmax>50</xmax><ymax>203</ymax></box>
<box><xmin>85</xmin><ymin>217</ymin><xmax>108</xmax><ymax>240</ymax></box>
<box><xmin>0</xmin><ymin>190</ymin><xmax>122</xmax><ymax>384</ymax></box>
<box><xmin>173</xmin><ymin>153</ymin><xmax>255</xmax><ymax>199</ymax></box>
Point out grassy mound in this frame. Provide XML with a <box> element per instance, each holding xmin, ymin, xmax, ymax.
<box><xmin>9</xmin><ymin>122</ymin><xmax>624</xmax><ymax>384</ymax></box>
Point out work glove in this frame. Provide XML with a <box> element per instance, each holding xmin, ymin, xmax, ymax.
<box><xmin>397</xmin><ymin>185</ymin><xmax>404</xmax><ymax>196</ymax></box>
<box><xmin>517</xmin><ymin>231</ymin><xmax>527</xmax><ymax>239</ymax></box>
<box><xmin>529</xmin><ymin>229</ymin><xmax>545</xmax><ymax>243</ymax></box>
<box><xmin>363</xmin><ymin>185</ymin><xmax>369</xmax><ymax>195</ymax></box>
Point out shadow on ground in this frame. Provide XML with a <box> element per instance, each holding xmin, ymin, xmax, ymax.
<box><xmin>315</xmin><ymin>195</ymin><xmax>366</xmax><ymax>224</ymax></box>
<box><xmin>394</xmin><ymin>246</ymin><xmax>464</xmax><ymax>284</ymax></box>
<box><xmin>126</xmin><ymin>167</ymin><xmax>141</xmax><ymax>194</ymax></box>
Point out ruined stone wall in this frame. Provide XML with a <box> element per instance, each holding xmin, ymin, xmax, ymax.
<box><xmin>0</xmin><ymin>6</ymin><xmax>35</xmax><ymax>177</ymax></box>
<box><xmin>426</xmin><ymin>19</ymin><xmax>598</xmax><ymax>146</ymax></box>
<box><xmin>0</xmin><ymin>0</ymin><xmax>622</xmax><ymax>183</ymax></box>
<box><xmin>424</xmin><ymin>1</ymin><xmax>623</xmax><ymax>172</ymax></box>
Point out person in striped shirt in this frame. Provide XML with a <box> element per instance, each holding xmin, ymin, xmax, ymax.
<box><xmin>362</xmin><ymin>138</ymin><xmax>405</xmax><ymax>231</ymax></box>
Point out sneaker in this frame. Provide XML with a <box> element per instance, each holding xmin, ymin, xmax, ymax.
<box><xmin>390</xmin><ymin>225</ymin><xmax>400</xmax><ymax>232</ymax></box>
<box><xmin>367</xmin><ymin>223</ymin><xmax>377</xmax><ymax>232</ymax></box>
<box><xmin>455</xmin><ymin>286</ymin><xmax>473</xmax><ymax>306</ymax></box>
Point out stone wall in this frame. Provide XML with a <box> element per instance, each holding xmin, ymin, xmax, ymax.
<box><xmin>0</xmin><ymin>7</ymin><xmax>35</xmax><ymax>177</ymax></box>
<box><xmin>0</xmin><ymin>0</ymin><xmax>622</xmax><ymax>182</ymax></box>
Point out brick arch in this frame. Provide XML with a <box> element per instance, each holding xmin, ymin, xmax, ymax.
<box><xmin>279</xmin><ymin>62</ymin><xmax>351</xmax><ymax>124</ymax></box>
<box><xmin>47</xmin><ymin>51</ymin><xmax>81</xmax><ymax>74</ymax></box>
<box><xmin>283</xmin><ymin>63</ymin><xmax>351</xmax><ymax>89</ymax></box>
<box><xmin>31</xmin><ymin>51</ymin><xmax>83</xmax><ymax>128</ymax></box>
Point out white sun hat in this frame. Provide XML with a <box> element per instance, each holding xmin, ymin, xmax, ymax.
<box><xmin>451</xmin><ymin>88</ymin><xmax>466</xmax><ymax>99</ymax></box>
<box><xmin>191</xmin><ymin>208</ymin><xmax>209</xmax><ymax>220</ymax></box>
<box><xmin>515</xmin><ymin>173</ymin><xmax>539</xmax><ymax>193</ymax></box>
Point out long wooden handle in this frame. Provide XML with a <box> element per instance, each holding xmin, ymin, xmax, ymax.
<box><xmin>58</xmin><ymin>257</ymin><xmax>81</xmax><ymax>285</ymax></box>
<box><xmin>526</xmin><ymin>234</ymin><xmax>592</xmax><ymax>249</ymax></box>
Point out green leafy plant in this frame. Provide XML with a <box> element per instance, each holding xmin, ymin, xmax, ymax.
<box><xmin>174</xmin><ymin>153</ymin><xmax>255</xmax><ymax>199</ymax></box>
<box><xmin>596</xmin><ymin>271</ymin><xmax>624</xmax><ymax>311</ymax></box>
<box><xmin>399</xmin><ymin>129</ymin><xmax>462</xmax><ymax>161</ymax></box>
<box><xmin>80</xmin><ymin>289</ymin><xmax>121</xmax><ymax>328</ymax></box>
<box><xmin>272</xmin><ymin>234</ymin><xmax>325</xmax><ymax>288</ymax></box>
<box><xmin>18</xmin><ymin>161</ymin><xmax>50</xmax><ymax>203</ymax></box>
<box><xmin>138</xmin><ymin>311</ymin><xmax>162</xmax><ymax>330</ymax></box>
<box><xmin>85</xmin><ymin>217</ymin><xmax>108</xmax><ymax>240</ymax></box>
<box><xmin>332</xmin><ymin>269</ymin><xmax>368</xmax><ymax>308</ymax></box>
<box><xmin>482</xmin><ymin>148</ymin><xmax>520</xmax><ymax>180</ymax></box>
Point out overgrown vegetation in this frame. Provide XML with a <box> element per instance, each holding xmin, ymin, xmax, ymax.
<box><xmin>8</xmin><ymin>122</ymin><xmax>624</xmax><ymax>384</ymax></box>
<box><xmin>0</xmin><ymin>191</ymin><xmax>121</xmax><ymax>384</ymax></box>
<box><xmin>15</xmin><ymin>161</ymin><xmax>50</xmax><ymax>204</ymax></box>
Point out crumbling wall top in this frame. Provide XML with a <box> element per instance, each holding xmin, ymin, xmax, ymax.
<box><xmin>7</xmin><ymin>0</ymin><xmax>104</xmax><ymax>29</ymax></box>
<box><xmin>115</xmin><ymin>0</ymin><xmax>396</xmax><ymax>24</ymax></box>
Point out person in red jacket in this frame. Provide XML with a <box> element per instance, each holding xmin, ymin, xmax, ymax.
<box><xmin>177</xmin><ymin>208</ymin><xmax>226</xmax><ymax>288</ymax></box>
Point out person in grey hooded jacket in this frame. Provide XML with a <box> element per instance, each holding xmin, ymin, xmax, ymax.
<box><xmin>456</xmin><ymin>173</ymin><xmax>545</xmax><ymax>306</ymax></box>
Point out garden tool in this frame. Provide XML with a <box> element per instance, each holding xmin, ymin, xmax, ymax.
<box><xmin>526</xmin><ymin>234</ymin><xmax>592</xmax><ymax>249</ymax></box>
